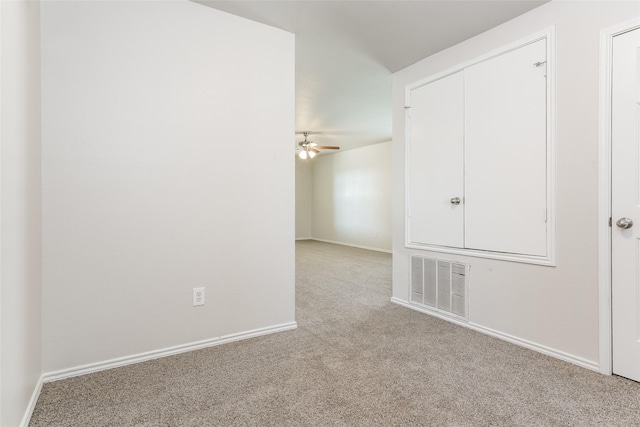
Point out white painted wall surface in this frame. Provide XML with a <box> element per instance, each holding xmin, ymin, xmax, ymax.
<box><xmin>1</xmin><ymin>0</ymin><xmax>42</xmax><ymax>424</ymax></box>
<box><xmin>312</xmin><ymin>142</ymin><xmax>392</xmax><ymax>252</ymax></box>
<box><xmin>392</xmin><ymin>1</ymin><xmax>639</xmax><ymax>367</ymax></box>
<box><xmin>41</xmin><ymin>0</ymin><xmax>295</xmax><ymax>373</ymax></box>
<box><xmin>295</xmin><ymin>157</ymin><xmax>312</xmax><ymax>239</ymax></box>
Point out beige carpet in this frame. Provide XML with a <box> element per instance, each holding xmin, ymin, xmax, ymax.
<box><xmin>30</xmin><ymin>240</ymin><xmax>640</xmax><ymax>426</ymax></box>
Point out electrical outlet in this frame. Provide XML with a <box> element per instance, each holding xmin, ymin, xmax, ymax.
<box><xmin>193</xmin><ymin>287</ymin><xmax>205</xmax><ymax>306</ymax></box>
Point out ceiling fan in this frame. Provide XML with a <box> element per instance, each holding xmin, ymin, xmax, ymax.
<box><xmin>297</xmin><ymin>132</ymin><xmax>340</xmax><ymax>160</ymax></box>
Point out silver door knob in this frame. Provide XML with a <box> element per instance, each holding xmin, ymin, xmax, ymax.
<box><xmin>616</xmin><ymin>217</ymin><xmax>633</xmax><ymax>229</ymax></box>
<box><xmin>450</xmin><ymin>197</ymin><xmax>461</xmax><ymax>205</ymax></box>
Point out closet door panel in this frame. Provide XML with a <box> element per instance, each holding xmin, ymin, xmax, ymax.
<box><xmin>464</xmin><ymin>39</ymin><xmax>547</xmax><ymax>256</ymax></box>
<box><xmin>408</xmin><ymin>72</ymin><xmax>464</xmax><ymax>248</ymax></box>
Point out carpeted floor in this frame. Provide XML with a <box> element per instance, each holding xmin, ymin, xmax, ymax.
<box><xmin>30</xmin><ymin>240</ymin><xmax>640</xmax><ymax>426</ymax></box>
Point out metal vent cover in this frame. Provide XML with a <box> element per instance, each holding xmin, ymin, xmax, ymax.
<box><xmin>409</xmin><ymin>255</ymin><xmax>469</xmax><ymax>320</ymax></box>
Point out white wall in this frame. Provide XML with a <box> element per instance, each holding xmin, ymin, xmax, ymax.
<box><xmin>311</xmin><ymin>142</ymin><xmax>392</xmax><ymax>252</ymax></box>
<box><xmin>41</xmin><ymin>0</ymin><xmax>295</xmax><ymax>373</ymax></box>
<box><xmin>393</xmin><ymin>1</ymin><xmax>639</xmax><ymax>367</ymax></box>
<box><xmin>1</xmin><ymin>0</ymin><xmax>42</xmax><ymax>425</ymax></box>
<box><xmin>295</xmin><ymin>157</ymin><xmax>312</xmax><ymax>239</ymax></box>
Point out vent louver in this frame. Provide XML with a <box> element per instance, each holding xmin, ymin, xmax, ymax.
<box><xmin>409</xmin><ymin>255</ymin><xmax>469</xmax><ymax>320</ymax></box>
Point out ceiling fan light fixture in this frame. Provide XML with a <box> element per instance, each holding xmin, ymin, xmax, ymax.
<box><xmin>296</xmin><ymin>131</ymin><xmax>340</xmax><ymax>160</ymax></box>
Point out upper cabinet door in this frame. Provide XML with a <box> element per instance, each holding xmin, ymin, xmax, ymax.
<box><xmin>464</xmin><ymin>39</ymin><xmax>548</xmax><ymax>256</ymax></box>
<box><xmin>408</xmin><ymin>71</ymin><xmax>464</xmax><ymax>248</ymax></box>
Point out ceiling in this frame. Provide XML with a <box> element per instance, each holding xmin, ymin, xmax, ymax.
<box><xmin>195</xmin><ymin>0</ymin><xmax>548</xmax><ymax>153</ymax></box>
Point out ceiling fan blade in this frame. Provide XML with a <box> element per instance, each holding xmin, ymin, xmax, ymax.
<box><xmin>310</xmin><ymin>148</ymin><xmax>320</xmax><ymax>154</ymax></box>
<box><xmin>316</xmin><ymin>146</ymin><xmax>340</xmax><ymax>150</ymax></box>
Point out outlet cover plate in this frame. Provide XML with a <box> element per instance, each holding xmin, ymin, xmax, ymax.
<box><xmin>193</xmin><ymin>287</ymin><xmax>205</xmax><ymax>306</ymax></box>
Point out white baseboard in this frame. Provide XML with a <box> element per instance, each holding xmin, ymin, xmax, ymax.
<box><xmin>43</xmin><ymin>322</ymin><xmax>297</xmax><ymax>383</ymax></box>
<box><xmin>295</xmin><ymin>237</ymin><xmax>312</xmax><ymax>241</ymax></box>
<box><xmin>20</xmin><ymin>374</ymin><xmax>44</xmax><ymax>427</ymax></box>
<box><xmin>309</xmin><ymin>238</ymin><xmax>392</xmax><ymax>254</ymax></box>
<box><xmin>390</xmin><ymin>297</ymin><xmax>599</xmax><ymax>372</ymax></box>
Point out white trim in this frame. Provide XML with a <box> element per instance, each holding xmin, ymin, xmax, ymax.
<box><xmin>598</xmin><ymin>18</ymin><xmax>640</xmax><ymax>376</ymax></box>
<box><xmin>404</xmin><ymin>27</ymin><xmax>556</xmax><ymax>267</ymax></box>
<box><xmin>405</xmin><ymin>28</ymin><xmax>554</xmax><ymax>93</ymax></box>
<box><xmin>19</xmin><ymin>375</ymin><xmax>44</xmax><ymax>427</ymax></box>
<box><xmin>546</xmin><ymin>27</ymin><xmax>557</xmax><ymax>267</ymax></box>
<box><xmin>295</xmin><ymin>237</ymin><xmax>312</xmax><ymax>241</ymax></box>
<box><xmin>43</xmin><ymin>322</ymin><xmax>297</xmax><ymax>383</ymax></box>
<box><xmin>404</xmin><ymin>243</ymin><xmax>554</xmax><ymax>266</ymax></box>
<box><xmin>391</xmin><ymin>297</ymin><xmax>599</xmax><ymax>372</ymax></box>
<box><xmin>309</xmin><ymin>238</ymin><xmax>392</xmax><ymax>254</ymax></box>
<box><xmin>0</xmin><ymin>1</ymin><xmax>3</xmax><ymax>423</ymax></box>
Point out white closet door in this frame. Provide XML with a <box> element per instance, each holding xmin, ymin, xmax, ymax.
<box><xmin>408</xmin><ymin>72</ymin><xmax>464</xmax><ymax>248</ymax></box>
<box><xmin>464</xmin><ymin>39</ymin><xmax>547</xmax><ymax>256</ymax></box>
<box><xmin>611</xmin><ymin>26</ymin><xmax>640</xmax><ymax>383</ymax></box>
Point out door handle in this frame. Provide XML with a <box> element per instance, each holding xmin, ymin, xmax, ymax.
<box><xmin>450</xmin><ymin>197</ymin><xmax>461</xmax><ymax>205</ymax></box>
<box><xmin>616</xmin><ymin>217</ymin><xmax>633</xmax><ymax>229</ymax></box>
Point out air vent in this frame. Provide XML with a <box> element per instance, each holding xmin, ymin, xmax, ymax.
<box><xmin>409</xmin><ymin>255</ymin><xmax>469</xmax><ymax>320</ymax></box>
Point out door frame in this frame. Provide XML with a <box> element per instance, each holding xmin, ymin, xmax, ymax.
<box><xmin>598</xmin><ymin>18</ymin><xmax>640</xmax><ymax>376</ymax></box>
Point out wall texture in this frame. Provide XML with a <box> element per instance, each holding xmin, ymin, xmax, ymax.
<box><xmin>311</xmin><ymin>142</ymin><xmax>392</xmax><ymax>252</ymax></box>
<box><xmin>41</xmin><ymin>0</ymin><xmax>295</xmax><ymax>373</ymax></box>
<box><xmin>295</xmin><ymin>158</ymin><xmax>312</xmax><ymax>239</ymax></box>
<box><xmin>1</xmin><ymin>0</ymin><xmax>42</xmax><ymax>425</ymax></box>
<box><xmin>392</xmin><ymin>1</ymin><xmax>639</xmax><ymax>368</ymax></box>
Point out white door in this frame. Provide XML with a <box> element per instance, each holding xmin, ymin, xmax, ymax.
<box><xmin>408</xmin><ymin>72</ymin><xmax>464</xmax><ymax>248</ymax></box>
<box><xmin>612</xmin><ymin>26</ymin><xmax>640</xmax><ymax>382</ymax></box>
<box><xmin>464</xmin><ymin>39</ymin><xmax>548</xmax><ymax>256</ymax></box>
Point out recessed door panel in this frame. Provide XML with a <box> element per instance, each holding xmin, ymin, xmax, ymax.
<box><xmin>408</xmin><ymin>72</ymin><xmax>464</xmax><ymax>248</ymax></box>
<box><xmin>464</xmin><ymin>39</ymin><xmax>548</xmax><ymax>256</ymax></box>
